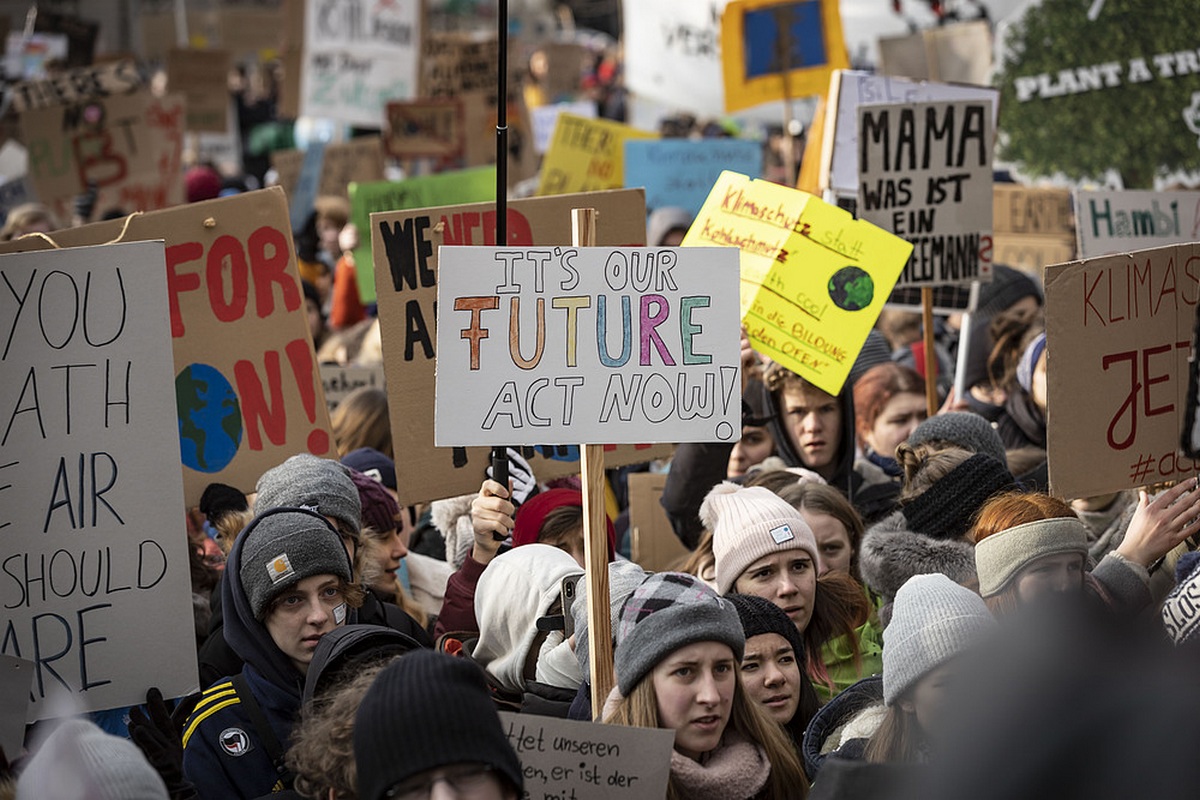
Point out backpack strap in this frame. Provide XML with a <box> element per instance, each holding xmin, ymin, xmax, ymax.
<box><xmin>229</xmin><ymin>673</ymin><xmax>295</xmax><ymax>789</ymax></box>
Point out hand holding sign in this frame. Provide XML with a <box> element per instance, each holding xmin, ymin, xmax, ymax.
<box><xmin>1116</xmin><ymin>480</ymin><xmax>1200</xmax><ymax>568</ymax></box>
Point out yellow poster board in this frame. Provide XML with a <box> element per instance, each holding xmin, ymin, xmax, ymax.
<box><xmin>537</xmin><ymin>113</ymin><xmax>657</xmax><ymax>196</ymax></box>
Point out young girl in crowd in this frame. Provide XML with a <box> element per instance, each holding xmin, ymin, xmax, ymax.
<box><xmin>852</xmin><ymin>363</ymin><xmax>927</xmax><ymax>482</ymax></box>
<box><xmin>604</xmin><ymin>572</ymin><xmax>809</xmax><ymax>800</ymax></box>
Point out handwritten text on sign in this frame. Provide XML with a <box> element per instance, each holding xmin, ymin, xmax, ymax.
<box><xmin>435</xmin><ymin>247</ymin><xmax>741</xmax><ymax>446</ymax></box>
<box><xmin>858</xmin><ymin>99</ymin><xmax>993</xmax><ymax>288</ymax></box>
<box><xmin>0</xmin><ymin>241</ymin><xmax>198</xmax><ymax>720</ymax></box>
<box><xmin>1045</xmin><ymin>244</ymin><xmax>1198</xmax><ymax>498</ymax></box>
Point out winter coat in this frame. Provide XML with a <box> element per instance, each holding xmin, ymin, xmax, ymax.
<box><xmin>859</xmin><ymin>511</ymin><xmax>978</xmax><ymax>607</ymax></box>
<box><xmin>802</xmin><ymin>675</ymin><xmax>886</xmax><ymax>779</ymax></box>
<box><xmin>815</xmin><ymin>618</ymin><xmax>884</xmax><ymax>705</ymax></box>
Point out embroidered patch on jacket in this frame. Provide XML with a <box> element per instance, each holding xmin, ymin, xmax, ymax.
<box><xmin>769</xmin><ymin>524</ymin><xmax>795</xmax><ymax>544</ymax></box>
<box><xmin>266</xmin><ymin>553</ymin><xmax>295</xmax><ymax>584</ymax></box>
<box><xmin>220</xmin><ymin>727</ymin><xmax>252</xmax><ymax>757</ymax></box>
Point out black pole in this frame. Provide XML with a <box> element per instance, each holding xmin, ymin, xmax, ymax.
<box><xmin>490</xmin><ymin>0</ymin><xmax>510</xmax><ymax>526</ymax></box>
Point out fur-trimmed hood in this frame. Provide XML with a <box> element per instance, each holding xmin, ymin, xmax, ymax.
<box><xmin>802</xmin><ymin>674</ymin><xmax>885</xmax><ymax>778</ymax></box>
<box><xmin>430</xmin><ymin>493</ymin><xmax>476</xmax><ymax>569</ymax></box>
<box><xmin>859</xmin><ymin>511</ymin><xmax>978</xmax><ymax>604</ymax></box>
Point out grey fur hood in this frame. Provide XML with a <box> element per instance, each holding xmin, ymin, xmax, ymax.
<box><xmin>859</xmin><ymin>511</ymin><xmax>977</xmax><ymax>604</ymax></box>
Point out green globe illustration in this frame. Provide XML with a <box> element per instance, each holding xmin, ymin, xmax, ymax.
<box><xmin>828</xmin><ymin>267</ymin><xmax>875</xmax><ymax>312</ymax></box>
<box><xmin>176</xmin><ymin>363</ymin><xmax>242</xmax><ymax>473</ymax></box>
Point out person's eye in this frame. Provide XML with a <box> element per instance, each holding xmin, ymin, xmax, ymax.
<box><xmin>740</xmin><ymin>662</ymin><xmax>758</xmax><ymax>673</ymax></box>
<box><xmin>791</xmin><ymin>560</ymin><xmax>811</xmax><ymax>573</ymax></box>
<box><xmin>715</xmin><ymin>662</ymin><xmax>734</xmax><ymax>675</ymax></box>
<box><xmin>673</xmin><ymin>667</ymin><xmax>692</xmax><ymax>678</ymax></box>
<box><xmin>823</xmin><ymin>544</ymin><xmax>843</xmax><ymax>554</ymax></box>
<box><xmin>321</xmin><ymin>586</ymin><xmax>341</xmax><ymax>599</ymax></box>
<box><xmin>752</xmin><ymin>567</ymin><xmax>773</xmax><ymax>580</ymax></box>
<box><xmin>780</xmin><ymin>654</ymin><xmax>796</xmax><ymax>665</ymax></box>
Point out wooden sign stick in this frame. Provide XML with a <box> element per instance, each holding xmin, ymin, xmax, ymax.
<box><xmin>922</xmin><ymin>285</ymin><xmax>938</xmax><ymax>417</ymax></box>
<box><xmin>572</xmin><ymin>207</ymin><xmax>615</xmax><ymax>715</ymax></box>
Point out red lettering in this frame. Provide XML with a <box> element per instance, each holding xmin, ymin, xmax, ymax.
<box><xmin>455</xmin><ymin>296</ymin><xmax>500</xmax><ymax>370</ymax></box>
<box><xmin>1102</xmin><ymin>349</ymin><xmax>1138</xmax><ymax>450</ymax></box>
<box><xmin>206</xmin><ymin>235</ymin><xmax>249</xmax><ymax>323</ymax></box>
<box><xmin>165</xmin><ymin>242</ymin><xmax>203</xmax><ymax>337</ymax></box>
<box><xmin>249</xmin><ymin>225</ymin><xmax>299</xmax><ymax>317</ymax></box>
<box><xmin>1142</xmin><ymin>344</ymin><xmax>1174</xmax><ymax>418</ymax></box>
<box><xmin>284</xmin><ymin>337</ymin><xmax>331</xmax><ymax>455</ymax></box>
<box><xmin>72</xmin><ymin>131</ymin><xmax>126</xmax><ymax>189</ymax></box>
<box><xmin>234</xmin><ymin>350</ymin><xmax>287</xmax><ymax>451</ymax></box>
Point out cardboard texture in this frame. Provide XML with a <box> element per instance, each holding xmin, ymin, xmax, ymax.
<box><xmin>0</xmin><ymin>241</ymin><xmax>199</xmax><ymax>720</ymax></box>
<box><xmin>8</xmin><ymin>59</ymin><xmax>144</xmax><ymax>113</ymax></box>
<box><xmin>1076</xmin><ymin>190</ymin><xmax>1200</xmax><ymax>259</ymax></box>
<box><xmin>721</xmin><ymin>0</ymin><xmax>849</xmax><ymax>113</ymax></box>
<box><xmin>993</xmin><ymin>184</ymin><xmax>1075</xmax><ymax>236</ymax></box>
<box><xmin>498</xmin><ymin>711</ymin><xmax>674</xmax><ymax>799</ymax></box>
<box><xmin>217</xmin><ymin>8</ymin><xmax>287</xmax><ymax>57</ymax></box>
<box><xmin>385</xmin><ymin>98</ymin><xmax>467</xmax><ymax>159</ymax></box>
<box><xmin>624</xmin><ymin>138</ymin><xmax>764</xmax><ymax>217</ymax></box>
<box><xmin>167</xmin><ymin>48</ymin><xmax>233</xmax><ymax>133</ymax></box>
<box><xmin>372</xmin><ymin>188</ymin><xmax>658</xmax><ymax>505</ymax></box>
<box><xmin>320</xmin><ymin>363</ymin><xmax>386</xmax><ymax>413</ymax></box>
<box><xmin>622</xmin><ymin>0</ymin><xmax>729</xmax><ymax>117</ymax></box>
<box><xmin>272</xmin><ymin>136</ymin><xmax>387</xmax><ymax>202</ymax></box>
<box><xmin>21</xmin><ymin>91</ymin><xmax>185</xmax><ymax>221</ymax></box>
<box><xmin>421</xmin><ymin>33</ymin><xmax>503</xmax><ymax>98</ymax></box>
<box><xmin>139</xmin><ymin>11</ymin><xmax>219</xmax><ymax>61</ymax></box>
<box><xmin>878</xmin><ymin>20</ymin><xmax>993</xmax><ymax>87</ymax></box>
<box><xmin>857</xmin><ymin>99</ymin><xmax>994</xmax><ymax>288</ymax></box>
<box><xmin>539</xmin><ymin>42</ymin><xmax>590</xmax><ymax>101</ymax></box>
<box><xmin>537</xmin><ymin>113</ymin><xmax>658</xmax><ymax>197</ymax></box>
<box><xmin>819</xmin><ymin>70</ymin><xmax>999</xmax><ymax>196</ymax></box>
<box><xmin>992</xmin><ymin>233</ymin><xmax>1076</xmax><ymax>277</ymax></box>
<box><xmin>435</xmin><ymin>247</ymin><xmax>742</xmax><ymax>446</ymax></box>
<box><xmin>1045</xmin><ymin>244</ymin><xmax>1197</xmax><ymax>498</ymax></box>
<box><xmin>0</xmin><ymin>188</ymin><xmax>333</xmax><ymax>506</ymax></box>
<box><xmin>629</xmin><ymin>473</ymin><xmax>690</xmax><ymax>572</ymax></box>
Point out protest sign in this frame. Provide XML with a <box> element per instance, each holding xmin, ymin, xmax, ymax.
<box><xmin>0</xmin><ymin>241</ymin><xmax>199</xmax><ymax>720</ymax></box>
<box><xmin>878</xmin><ymin>20</ymin><xmax>993</xmax><ymax>86</ymax></box>
<box><xmin>819</xmin><ymin>70</ymin><xmax>1000</xmax><ymax>196</ymax></box>
<box><xmin>622</xmin><ymin>0</ymin><xmax>729</xmax><ymax>116</ymax></box>
<box><xmin>421</xmin><ymin>33</ymin><xmax>502</xmax><ymax>98</ymax></box>
<box><xmin>1076</xmin><ymin>190</ymin><xmax>1200</xmax><ymax>258</ymax></box>
<box><xmin>320</xmin><ymin>363</ymin><xmax>385</xmax><ymax>412</ymax></box>
<box><xmin>217</xmin><ymin>5</ymin><xmax>287</xmax><ymax>57</ymax></box>
<box><xmin>299</xmin><ymin>0</ymin><xmax>421</xmax><ymax>127</ymax></box>
<box><xmin>435</xmin><ymin>246</ymin><xmax>741</xmax><ymax>446</ymax></box>
<box><xmin>288</xmin><ymin>142</ymin><xmax>326</xmax><ymax>232</ymax></box>
<box><xmin>138</xmin><ymin>10</ymin><xmax>218</xmax><ymax>61</ymax></box>
<box><xmin>531</xmin><ymin>101</ymin><xmax>597</xmax><ymax>154</ymax></box>
<box><xmin>21</xmin><ymin>91</ymin><xmax>185</xmax><ymax>221</ymax></box>
<box><xmin>857</xmin><ymin>99</ymin><xmax>994</xmax><ymax>288</ymax></box>
<box><xmin>720</xmin><ymin>0</ymin><xmax>849</xmax><ymax>112</ymax></box>
<box><xmin>628</xmin><ymin>472</ymin><xmax>690</xmax><ymax>571</ymax></box>
<box><xmin>349</xmin><ymin>167</ymin><xmax>496</xmax><ymax>304</ymax></box>
<box><xmin>372</xmin><ymin>188</ymin><xmax>664</xmax><ymax>505</ymax></box>
<box><xmin>167</xmin><ymin>47</ymin><xmax>233</xmax><ymax>133</ymax></box>
<box><xmin>991</xmin><ymin>184</ymin><xmax>1075</xmax><ymax>276</ymax></box>
<box><xmin>1045</xmin><ymin>244</ymin><xmax>1197</xmax><ymax>497</ymax></box>
<box><xmin>624</xmin><ymin>138</ymin><xmax>764</xmax><ymax>217</ymax></box>
<box><xmin>8</xmin><ymin>59</ymin><xmax>144</xmax><ymax>113</ymax></box>
<box><xmin>537</xmin><ymin>113</ymin><xmax>657</xmax><ymax>197</ymax></box>
<box><xmin>384</xmin><ymin>99</ymin><xmax>466</xmax><ymax>160</ymax></box>
<box><xmin>3</xmin><ymin>32</ymin><xmax>67</xmax><ymax>80</ymax></box>
<box><xmin>272</xmin><ymin>136</ymin><xmax>387</xmax><ymax>203</ymax></box>
<box><xmin>744</xmin><ymin>192</ymin><xmax>913</xmax><ymax>395</ymax></box>
<box><xmin>498</xmin><ymin>712</ymin><xmax>673</xmax><ymax>799</ymax></box>
<box><xmin>0</xmin><ymin>188</ymin><xmax>333</xmax><ymax>506</ymax></box>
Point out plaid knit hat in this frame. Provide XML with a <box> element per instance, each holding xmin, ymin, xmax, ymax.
<box><xmin>255</xmin><ymin>454</ymin><xmax>361</xmax><ymax>535</ymax></box>
<box><xmin>727</xmin><ymin>593</ymin><xmax>805</xmax><ymax>663</ymax></box>
<box><xmin>17</xmin><ymin>718</ymin><xmax>168</xmax><ymax>799</ymax></box>
<box><xmin>883</xmin><ymin>573</ymin><xmax>995</xmax><ymax>705</ymax></box>
<box><xmin>354</xmin><ymin>651</ymin><xmax>523</xmax><ymax>800</ymax></box>
<box><xmin>975</xmin><ymin>517</ymin><xmax>1089</xmax><ymax>597</ymax></box>
<box><xmin>907</xmin><ymin>412</ymin><xmax>1008</xmax><ymax>467</ymax></box>
<box><xmin>703</xmin><ymin>482</ymin><xmax>822</xmax><ymax>595</ymax></box>
<box><xmin>614</xmin><ymin>572</ymin><xmax>745</xmax><ymax>696</ymax></box>
<box><xmin>901</xmin><ymin>453</ymin><xmax>1017</xmax><ymax>540</ymax></box>
<box><xmin>1162</xmin><ymin>552</ymin><xmax>1200</xmax><ymax>645</ymax></box>
<box><xmin>348</xmin><ymin>468</ymin><xmax>399</xmax><ymax>535</ymax></box>
<box><xmin>238</xmin><ymin>507</ymin><xmax>353</xmax><ymax>619</ymax></box>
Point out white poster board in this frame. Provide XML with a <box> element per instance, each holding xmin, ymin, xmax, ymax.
<box><xmin>0</xmin><ymin>241</ymin><xmax>198</xmax><ymax>721</ymax></box>
<box><xmin>300</xmin><ymin>0</ymin><xmax>421</xmax><ymax>127</ymax></box>
<box><xmin>858</xmin><ymin>99</ymin><xmax>994</xmax><ymax>287</ymax></box>
<box><xmin>1076</xmin><ymin>189</ymin><xmax>1200</xmax><ymax>258</ymax></box>
<box><xmin>435</xmin><ymin>246</ymin><xmax>742</xmax><ymax>446</ymax></box>
<box><xmin>320</xmin><ymin>363</ymin><xmax>385</xmax><ymax>412</ymax></box>
<box><xmin>622</xmin><ymin>0</ymin><xmax>730</xmax><ymax>117</ymax></box>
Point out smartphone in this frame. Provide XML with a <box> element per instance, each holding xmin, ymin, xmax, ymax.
<box><xmin>561</xmin><ymin>573</ymin><xmax>583</xmax><ymax>638</ymax></box>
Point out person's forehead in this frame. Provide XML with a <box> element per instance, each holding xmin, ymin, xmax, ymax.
<box><xmin>783</xmin><ymin>384</ymin><xmax>836</xmax><ymax>404</ymax></box>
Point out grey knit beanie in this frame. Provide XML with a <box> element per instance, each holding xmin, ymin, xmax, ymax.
<box><xmin>975</xmin><ymin>517</ymin><xmax>1089</xmax><ymax>597</ymax></box>
<box><xmin>614</xmin><ymin>572</ymin><xmax>745</xmax><ymax>696</ymax></box>
<box><xmin>573</xmin><ymin>559</ymin><xmax>649</xmax><ymax>676</ymax></box>
<box><xmin>239</xmin><ymin>507</ymin><xmax>354</xmax><ymax>619</ymax></box>
<box><xmin>17</xmin><ymin>718</ymin><xmax>168</xmax><ymax>799</ymax></box>
<box><xmin>255</xmin><ymin>453</ymin><xmax>361</xmax><ymax>535</ymax></box>
<box><xmin>883</xmin><ymin>573</ymin><xmax>995</xmax><ymax>705</ymax></box>
<box><xmin>907</xmin><ymin>412</ymin><xmax>1007</xmax><ymax>467</ymax></box>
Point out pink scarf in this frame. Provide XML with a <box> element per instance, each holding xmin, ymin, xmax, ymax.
<box><xmin>670</xmin><ymin>731</ymin><xmax>771</xmax><ymax>800</ymax></box>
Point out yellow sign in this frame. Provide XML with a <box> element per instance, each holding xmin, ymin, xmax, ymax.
<box><xmin>721</xmin><ymin>0</ymin><xmax>849</xmax><ymax>112</ymax></box>
<box><xmin>537</xmin><ymin>113</ymin><xmax>657</xmax><ymax>196</ymax></box>
<box><xmin>747</xmin><ymin>199</ymin><xmax>912</xmax><ymax>395</ymax></box>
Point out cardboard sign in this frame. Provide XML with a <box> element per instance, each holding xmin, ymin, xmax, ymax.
<box><xmin>1045</xmin><ymin>244</ymin><xmax>1197</xmax><ymax>497</ymax></box>
<box><xmin>0</xmin><ymin>188</ymin><xmax>333</xmax><ymax>506</ymax></box>
<box><xmin>371</xmin><ymin>188</ymin><xmax>657</xmax><ymax>505</ymax></box>
<box><xmin>857</xmin><ymin>99</ymin><xmax>994</xmax><ymax>288</ymax></box>
<box><xmin>288</xmin><ymin>142</ymin><xmax>327</xmax><ymax>232</ymax></box>
<box><xmin>320</xmin><ymin>363</ymin><xmax>385</xmax><ymax>412</ymax></box>
<box><xmin>721</xmin><ymin>0</ymin><xmax>849</xmax><ymax>113</ymax></box>
<box><xmin>878</xmin><ymin>19</ymin><xmax>993</xmax><ymax>86</ymax></box>
<box><xmin>745</xmin><ymin>192</ymin><xmax>913</xmax><ymax>395</ymax></box>
<box><xmin>819</xmin><ymin>70</ymin><xmax>1000</xmax><ymax>195</ymax></box>
<box><xmin>498</xmin><ymin>712</ymin><xmax>674</xmax><ymax>800</ymax></box>
<box><xmin>3</xmin><ymin>32</ymin><xmax>68</xmax><ymax>80</ymax></box>
<box><xmin>623</xmin><ymin>0</ymin><xmax>729</xmax><ymax>116</ymax></box>
<box><xmin>421</xmin><ymin>33</ymin><xmax>502</xmax><ymax>98</ymax></box>
<box><xmin>993</xmin><ymin>184</ymin><xmax>1075</xmax><ymax>236</ymax></box>
<box><xmin>1076</xmin><ymin>190</ymin><xmax>1200</xmax><ymax>259</ymax></box>
<box><xmin>272</xmin><ymin>136</ymin><xmax>387</xmax><ymax>202</ymax></box>
<box><xmin>992</xmin><ymin>234</ymin><xmax>1075</xmax><ymax>277</ymax></box>
<box><xmin>628</xmin><ymin>472</ymin><xmax>690</xmax><ymax>572</ymax></box>
<box><xmin>531</xmin><ymin>101</ymin><xmax>598</xmax><ymax>154</ymax></box>
<box><xmin>21</xmin><ymin>91</ymin><xmax>185</xmax><ymax>221</ymax></box>
<box><xmin>167</xmin><ymin>48</ymin><xmax>233</xmax><ymax>133</ymax></box>
<box><xmin>300</xmin><ymin>0</ymin><xmax>421</xmax><ymax>127</ymax></box>
<box><xmin>624</xmin><ymin>138</ymin><xmax>764</xmax><ymax>216</ymax></box>
<box><xmin>0</xmin><ymin>241</ymin><xmax>198</xmax><ymax>720</ymax></box>
<box><xmin>217</xmin><ymin>6</ymin><xmax>287</xmax><ymax>57</ymax></box>
<box><xmin>9</xmin><ymin>59</ymin><xmax>144</xmax><ymax>113</ymax></box>
<box><xmin>537</xmin><ymin>114</ymin><xmax>658</xmax><ymax>197</ymax></box>
<box><xmin>385</xmin><ymin>99</ymin><xmax>466</xmax><ymax>159</ymax></box>
<box><xmin>435</xmin><ymin>246</ymin><xmax>742</xmax><ymax>446</ymax></box>
<box><xmin>349</xmin><ymin>167</ymin><xmax>497</xmax><ymax>304</ymax></box>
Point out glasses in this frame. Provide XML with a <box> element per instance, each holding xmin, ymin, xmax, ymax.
<box><xmin>386</xmin><ymin>764</ymin><xmax>497</xmax><ymax>800</ymax></box>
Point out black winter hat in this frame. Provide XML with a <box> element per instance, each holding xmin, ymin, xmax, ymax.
<box><xmin>727</xmin><ymin>593</ymin><xmax>806</xmax><ymax>663</ymax></box>
<box><xmin>198</xmin><ymin>482</ymin><xmax>249</xmax><ymax>525</ymax></box>
<box><xmin>900</xmin><ymin>453</ymin><xmax>1017</xmax><ymax>540</ymax></box>
<box><xmin>354</xmin><ymin>651</ymin><xmax>523</xmax><ymax>800</ymax></box>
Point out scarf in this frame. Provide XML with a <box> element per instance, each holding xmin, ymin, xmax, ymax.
<box><xmin>865</xmin><ymin>448</ymin><xmax>903</xmax><ymax>478</ymax></box>
<box><xmin>535</xmin><ymin>630</ymin><xmax>584</xmax><ymax>689</ymax></box>
<box><xmin>670</xmin><ymin>730</ymin><xmax>770</xmax><ymax>800</ymax></box>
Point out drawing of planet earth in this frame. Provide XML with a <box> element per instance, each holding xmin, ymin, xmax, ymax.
<box><xmin>176</xmin><ymin>363</ymin><xmax>242</xmax><ymax>473</ymax></box>
<box><xmin>828</xmin><ymin>267</ymin><xmax>875</xmax><ymax>311</ymax></box>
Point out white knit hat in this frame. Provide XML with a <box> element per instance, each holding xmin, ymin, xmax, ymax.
<box><xmin>17</xmin><ymin>718</ymin><xmax>169</xmax><ymax>799</ymax></box>
<box><xmin>703</xmin><ymin>482</ymin><xmax>822</xmax><ymax>595</ymax></box>
<box><xmin>883</xmin><ymin>573</ymin><xmax>995</xmax><ymax>705</ymax></box>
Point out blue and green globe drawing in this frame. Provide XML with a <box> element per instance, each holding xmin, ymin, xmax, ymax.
<box><xmin>176</xmin><ymin>363</ymin><xmax>242</xmax><ymax>473</ymax></box>
<box><xmin>828</xmin><ymin>267</ymin><xmax>875</xmax><ymax>312</ymax></box>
